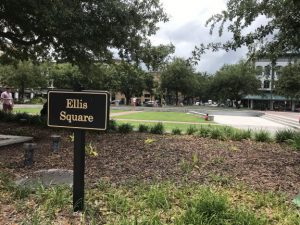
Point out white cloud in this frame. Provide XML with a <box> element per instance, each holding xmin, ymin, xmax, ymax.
<box><xmin>150</xmin><ymin>0</ymin><xmax>249</xmax><ymax>73</ymax></box>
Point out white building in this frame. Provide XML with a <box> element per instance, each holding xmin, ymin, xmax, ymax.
<box><xmin>243</xmin><ymin>55</ymin><xmax>299</xmax><ymax>111</ymax></box>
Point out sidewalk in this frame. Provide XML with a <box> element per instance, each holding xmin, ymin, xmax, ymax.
<box><xmin>213</xmin><ymin>115</ymin><xmax>290</xmax><ymax>134</ymax></box>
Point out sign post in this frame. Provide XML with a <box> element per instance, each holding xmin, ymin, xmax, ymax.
<box><xmin>47</xmin><ymin>90</ymin><xmax>109</xmax><ymax>211</ymax></box>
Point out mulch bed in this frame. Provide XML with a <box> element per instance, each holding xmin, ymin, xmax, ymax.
<box><xmin>0</xmin><ymin>122</ymin><xmax>300</xmax><ymax>198</ymax></box>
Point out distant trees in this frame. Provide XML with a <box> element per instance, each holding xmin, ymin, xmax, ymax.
<box><xmin>0</xmin><ymin>61</ymin><xmax>48</xmax><ymax>100</ymax></box>
<box><xmin>275</xmin><ymin>62</ymin><xmax>300</xmax><ymax>100</ymax></box>
<box><xmin>209</xmin><ymin>61</ymin><xmax>260</xmax><ymax>106</ymax></box>
<box><xmin>161</xmin><ymin>58</ymin><xmax>196</xmax><ymax>105</ymax></box>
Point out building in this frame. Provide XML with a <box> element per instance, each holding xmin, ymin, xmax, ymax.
<box><xmin>243</xmin><ymin>55</ymin><xmax>300</xmax><ymax>111</ymax></box>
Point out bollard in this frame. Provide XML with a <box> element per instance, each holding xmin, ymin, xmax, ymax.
<box><xmin>24</xmin><ymin>143</ymin><xmax>36</xmax><ymax>166</ymax></box>
<box><xmin>51</xmin><ymin>135</ymin><xmax>61</xmax><ymax>153</ymax></box>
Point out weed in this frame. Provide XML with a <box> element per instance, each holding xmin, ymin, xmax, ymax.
<box><xmin>97</xmin><ymin>179</ymin><xmax>111</xmax><ymax>191</ymax></box>
<box><xmin>85</xmin><ymin>142</ymin><xmax>98</xmax><ymax>157</ymax></box>
<box><xmin>106</xmin><ymin>191</ymin><xmax>130</xmax><ymax>213</ymax></box>
<box><xmin>172</xmin><ymin>127</ymin><xmax>182</xmax><ymax>135</ymax></box>
<box><xmin>150</xmin><ymin>123</ymin><xmax>165</xmax><ymax>134</ymax></box>
<box><xmin>145</xmin><ymin>138</ymin><xmax>156</xmax><ymax>144</ymax></box>
<box><xmin>144</xmin><ymin>184</ymin><xmax>171</xmax><ymax>210</ymax></box>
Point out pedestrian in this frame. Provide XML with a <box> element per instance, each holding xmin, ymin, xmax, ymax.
<box><xmin>1</xmin><ymin>87</ymin><xmax>14</xmax><ymax>113</ymax></box>
<box><xmin>204</xmin><ymin>113</ymin><xmax>209</xmax><ymax>121</ymax></box>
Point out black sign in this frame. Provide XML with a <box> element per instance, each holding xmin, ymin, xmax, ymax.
<box><xmin>48</xmin><ymin>90</ymin><xmax>109</xmax><ymax>131</ymax></box>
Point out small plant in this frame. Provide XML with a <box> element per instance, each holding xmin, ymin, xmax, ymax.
<box><xmin>69</xmin><ymin>133</ymin><xmax>74</xmax><ymax>142</ymax></box>
<box><xmin>210</xmin><ymin>128</ymin><xmax>226</xmax><ymax>140</ymax></box>
<box><xmin>144</xmin><ymin>138</ymin><xmax>156</xmax><ymax>144</ymax></box>
<box><xmin>171</xmin><ymin>127</ymin><xmax>182</xmax><ymax>135</ymax></box>
<box><xmin>85</xmin><ymin>142</ymin><xmax>98</xmax><ymax>157</ymax></box>
<box><xmin>150</xmin><ymin>122</ymin><xmax>164</xmax><ymax>134</ymax></box>
<box><xmin>118</xmin><ymin>123</ymin><xmax>134</xmax><ymax>133</ymax></box>
<box><xmin>275</xmin><ymin>129</ymin><xmax>295</xmax><ymax>143</ymax></box>
<box><xmin>287</xmin><ymin>132</ymin><xmax>300</xmax><ymax>150</ymax></box>
<box><xmin>144</xmin><ymin>184</ymin><xmax>171</xmax><ymax>210</ymax></box>
<box><xmin>138</xmin><ymin>124</ymin><xmax>149</xmax><ymax>132</ymax></box>
<box><xmin>186</xmin><ymin>125</ymin><xmax>198</xmax><ymax>135</ymax></box>
<box><xmin>254</xmin><ymin>130</ymin><xmax>272</xmax><ymax>142</ymax></box>
<box><xmin>106</xmin><ymin>191</ymin><xmax>129</xmax><ymax>213</ymax></box>
<box><xmin>108</xmin><ymin>119</ymin><xmax>118</xmax><ymax>132</ymax></box>
<box><xmin>198</xmin><ymin>126</ymin><xmax>212</xmax><ymax>137</ymax></box>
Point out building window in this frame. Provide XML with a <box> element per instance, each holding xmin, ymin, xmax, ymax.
<box><xmin>256</xmin><ymin>66</ymin><xmax>262</xmax><ymax>76</ymax></box>
<box><xmin>144</xmin><ymin>94</ymin><xmax>150</xmax><ymax>98</ymax></box>
<box><xmin>264</xmin><ymin>65</ymin><xmax>271</xmax><ymax>76</ymax></box>
<box><xmin>263</xmin><ymin>80</ymin><xmax>270</xmax><ymax>89</ymax></box>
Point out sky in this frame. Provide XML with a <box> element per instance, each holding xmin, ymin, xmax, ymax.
<box><xmin>150</xmin><ymin>0</ymin><xmax>249</xmax><ymax>74</ymax></box>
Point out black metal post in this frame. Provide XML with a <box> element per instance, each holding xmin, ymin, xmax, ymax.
<box><xmin>73</xmin><ymin>129</ymin><xmax>86</xmax><ymax>212</ymax></box>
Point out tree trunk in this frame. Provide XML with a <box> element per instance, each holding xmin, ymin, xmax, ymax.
<box><xmin>175</xmin><ymin>91</ymin><xmax>179</xmax><ymax>106</ymax></box>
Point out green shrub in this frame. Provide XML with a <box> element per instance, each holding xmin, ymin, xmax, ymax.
<box><xmin>210</xmin><ymin>128</ymin><xmax>226</xmax><ymax>140</ymax></box>
<box><xmin>172</xmin><ymin>127</ymin><xmax>182</xmax><ymax>135</ymax></box>
<box><xmin>198</xmin><ymin>126</ymin><xmax>213</xmax><ymax>137</ymax></box>
<box><xmin>150</xmin><ymin>123</ymin><xmax>165</xmax><ymax>134</ymax></box>
<box><xmin>138</xmin><ymin>124</ymin><xmax>149</xmax><ymax>133</ymax></box>
<box><xmin>230</xmin><ymin>129</ymin><xmax>252</xmax><ymax>141</ymax></box>
<box><xmin>118</xmin><ymin>123</ymin><xmax>134</xmax><ymax>133</ymax></box>
<box><xmin>254</xmin><ymin>130</ymin><xmax>272</xmax><ymax>142</ymax></box>
<box><xmin>186</xmin><ymin>126</ymin><xmax>198</xmax><ymax>135</ymax></box>
<box><xmin>287</xmin><ymin>132</ymin><xmax>300</xmax><ymax>150</ymax></box>
<box><xmin>108</xmin><ymin>120</ymin><xmax>118</xmax><ymax>131</ymax></box>
<box><xmin>275</xmin><ymin>129</ymin><xmax>295</xmax><ymax>143</ymax></box>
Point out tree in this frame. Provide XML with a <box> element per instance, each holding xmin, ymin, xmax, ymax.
<box><xmin>0</xmin><ymin>61</ymin><xmax>48</xmax><ymax>100</ymax></box>
<box><xmin>192</xmin><ymin>0</ymin><xmax>300</xmax><ymax>62</ymax></box>
<box><xmin>137</xmin><ymin>42</ymin><xmax>175</xmax><ymax>72</ymax></box>
<box><xmin>0</xmin><ymin>0</ymin><xmax>167</xmax><ymax>64</ymax></box>
<box><xmin>275</xmin><ymin>62</ymin><xmax>300</xmax><ymax>100</ymax></box>
<box><xmin>210</xmin><ymin>61</ymin><xmax>260</xmax><ymax>107</ymax></box>
<box><xmin>48</xmin><ymin>63</ymin><xmax>82</xmax><ymax>89</ymax></box>
<box><xmin>115</xmin><ymin>62</ymin><xmax>146</xmax><ymax>105</ymax></box>
<box><xmin>161</xmin><ymin>58</ymin><xmax>196</xmax><ymax>105</ymax></box>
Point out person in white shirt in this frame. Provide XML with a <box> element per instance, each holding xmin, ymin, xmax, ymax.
<box><xmin>1</xmin><ymin>87</ymin><xmax>14</xmax><ymax>113</ymax></box>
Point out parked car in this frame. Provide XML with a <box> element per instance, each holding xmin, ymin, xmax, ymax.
<box><xmin>145</xmin><ymin>100</ymin><xmax>159</xmax><ymax>107</ymax></box>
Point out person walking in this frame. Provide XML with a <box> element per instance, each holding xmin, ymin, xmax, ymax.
<box><xmin>1</xmin><ymin>87</ymin><xmax>14</xmax><ymax>113</ymax></box>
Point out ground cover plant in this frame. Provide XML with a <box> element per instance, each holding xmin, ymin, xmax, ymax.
<box><xmin>0</xmin><ymin>122</ymin><xmax>300</xmax><ymax>224</ymax></box>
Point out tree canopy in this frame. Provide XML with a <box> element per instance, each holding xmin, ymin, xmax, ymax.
<box><xmin>161</xmin><ymin>58</ymin><xmax>196</xmax><ymax>105</ymax></box>
<box><xmin>210</xmin><ymin>61</ymin><xmax>260</xmax><ymax>104</ymax></box>
<box><xmin>192</xmin><ymin>0</ymin><xmax>300</xmax><ymax>62</ymax></box>
<box><xmin>275</xmin><ymin>62</ymin><xmax>300</xmax><ymax>100</ymax></box>
<box><xmin>0</xmin><ymin>0</ymin><xmax>167</xmax><ymax>64</ymax></box>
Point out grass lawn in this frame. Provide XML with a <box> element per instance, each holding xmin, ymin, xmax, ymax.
<box><xmin>14</xmin><ymin>107</ymin><xmax>42</xmax><ymax>115</ymax></box>
<box><xmin>110</xmin><ymin>109</ymin><xmax>128</xmax><ymax>113</ymax></box>
<box><xmin>116</xmin><ymin>120</ymin><xmax>218</xmax><ymax>132</ymax></box>
<box><xmin>114</xmin><ymin>111</ymin><xmax>208</xmax><ymax>123</ymax></box>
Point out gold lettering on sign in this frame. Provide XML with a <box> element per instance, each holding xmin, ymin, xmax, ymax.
<box><xmin>66</xmin><ymin>99</ymin><xmax>88</xmax><ymax>109</ymax></box>
<box><xmin>59</xmin><ymin>111</ymin><xmax>94</xmax><ymax>123</ymax></box>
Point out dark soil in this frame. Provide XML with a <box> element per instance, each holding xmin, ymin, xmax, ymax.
<box><xmin>1</xmin><ymin>122</ymin><xmax>300</xmax><ymax>198</ymax></box>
